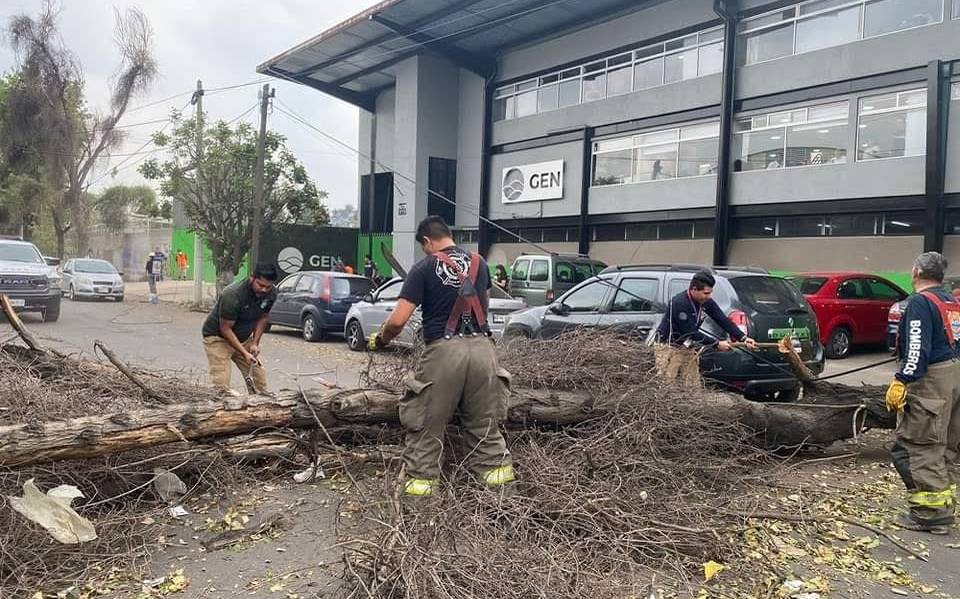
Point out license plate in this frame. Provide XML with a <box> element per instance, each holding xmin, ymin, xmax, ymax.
<box><xmin>492</xmin><ymin>314</ymin><xmax>506</xmax><ymax>324</ymax></box>
<box><xmin>9</xmin><ymin>299</ymin><xmax>25</xmax><ymax>307</ymax></box>
<box><xmin>767</xmin><ymin>327</ymin><xmax>811</xmax><ymax>341</ymax></box>
<box><xmin>96</xmin><ymin>287</ymin><xmax>108</xmax><ymax>294</ymax></box>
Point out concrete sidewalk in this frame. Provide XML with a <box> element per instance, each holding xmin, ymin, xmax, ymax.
<box><xmin>125</xmin><ymin>278</ymin><xmax>219</xmax><ymax>306</ymax></box>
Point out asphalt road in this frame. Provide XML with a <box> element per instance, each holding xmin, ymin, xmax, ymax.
<box><xmin>13</xmin><ymin>294</ymin><xmax>369</xmax><ymax>393</ymax></box>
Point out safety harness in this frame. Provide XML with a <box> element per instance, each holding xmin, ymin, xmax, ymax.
<box><xmin>920</xmin><ymin>290</ymin><xmax>960</xmax><ymax>345</ymax></box>
<box><xmin>433</xmin><ymin>251</ymin><xmax>490</xmax><ymax>339</ymax></box>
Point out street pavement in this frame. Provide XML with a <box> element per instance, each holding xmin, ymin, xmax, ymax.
<box><xmin>14</xmin><ymin>281</ymin><xmax>369</xmax><ymax>393</ymax></box>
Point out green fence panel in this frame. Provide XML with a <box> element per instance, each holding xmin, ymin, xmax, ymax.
<box><xmin>170</xmin><ymin>229</ymin><xmax>248</xmax><ymax>283</ymax></box>
<box><xmin>358</xmin><ymin>234</ymin><xmax>394</xmax><ymax>278</ymax></box>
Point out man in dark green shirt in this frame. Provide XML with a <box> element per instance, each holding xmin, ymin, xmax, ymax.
<box><xmin>201</xmin><ymin>264</ymin><xmax>278</xmax><ymax>394</ymax></box>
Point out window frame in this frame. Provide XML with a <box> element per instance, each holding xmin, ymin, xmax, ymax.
<box><xmin>591</xmin><ymin>120</ymin><xmax>720</xmax><ymax>188</ymax></box>
<box><xmin>528</xmin><ymin>259</ymin><xmax>550</xmax><ymax>282</ymax></box>
<box><xmin>492</xmin><ymin>25</ymin><xmax>724</xmax><ymax>122</ymax></box>
<box><xmin>376</xmin><ymin>279</ymin><xmax>403</xmax><ymax>302</ymax></box>
<box><xmin>855</xmin><ymin>87</ymin><xmax>927</xmax><ymax>163</ymax></box>
<box><xmin>610</xmin><ymin>277</ymin><xmax>660</xmax><ymax>313</ymax></box>
<box><xmin>739</xmin><ymin>0</ymin><xmax>944</xmax><ymax>67</ymax></box>
<box><xmin>734</xmin><ymin>99</ymin><xmax>851</xmax><ymax>172</ymax></box>
<box><xmin>511</xmin><ymin>258</ymin><xmax>531</xmax><ymax>281</ymax></box>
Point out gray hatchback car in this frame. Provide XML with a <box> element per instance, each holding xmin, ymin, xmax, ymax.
<box><xmin>508</xmin><ymin>253</ymin><xmax>606</xmax><ymax>306</ymax></box>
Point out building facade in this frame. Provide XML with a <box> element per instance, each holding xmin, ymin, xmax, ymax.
<box><xmin>260</xmin><ymin>0</ymin><xmax>960</xmax><ymax>275</ymax></box>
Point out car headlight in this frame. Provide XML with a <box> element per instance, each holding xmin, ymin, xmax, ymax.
<box><xmin>76</xmin><ymin>276</ymin><xmax>92</xmax><ymax>286</ymax></box>
<box><xmin>47</xmin><ymin>275</ymin><xmax>61</xmax><ymax>288</ymax></box>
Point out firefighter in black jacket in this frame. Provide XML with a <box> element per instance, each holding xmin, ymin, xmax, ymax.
<box><xmin>654</xmin><ymin>270</ymin><xmax>757</xmax><ymax>385</ymax></box>
<box><xmin>887</xmin><ymin>252</ymin><xmax>960</xmax><ymax>534</ymax></box>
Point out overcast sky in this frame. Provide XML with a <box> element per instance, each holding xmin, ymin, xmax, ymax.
<box><xmin>0</xmin><ymin>0</ymin><xmax>383</xmax><ymax>209</ymax></box>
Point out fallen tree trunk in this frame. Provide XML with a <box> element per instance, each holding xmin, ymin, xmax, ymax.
<box><xmin>0</xmin><ymin>380</ymin><xmax>894</xmax><ymax>467</ymax></box>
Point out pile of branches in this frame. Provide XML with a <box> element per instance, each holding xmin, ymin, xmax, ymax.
<box><xmin>344</xmin><ymin>331</ymin><xmax>775</xmax><ymax>598</ymax></box>
<box><xmin>0</xmin><ymin>344</ymin><xmax>244</xmax><ymax>596</ymax></box>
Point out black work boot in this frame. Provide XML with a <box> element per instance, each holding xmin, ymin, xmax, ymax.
<box><xmin>896</xmin><ymin>508</ymin><xmax>954</xmax><ymax>535</ymax></box>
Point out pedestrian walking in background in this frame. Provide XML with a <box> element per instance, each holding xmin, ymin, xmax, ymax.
<box><xmin>887</xmin><ymin>252</ymin><xmax>960</xmax><ymax>534</ymax></box>
<box><xmin>145</xmin><ymin>252</ymin><xmax>162</xmax><ymax>304</ymax></box>
<box><xmin>368</xmin><ymin>215</ymin><xmax>514</xmax><ymax>499</ymax></box>
<box><xmin>363</xmin><ymin>254</ymin><xmax>375</xmax><ymax>279</ymax></box>
<box><xmin>176</xmin><ymin>250</ymin><xmax>188</xmax><ymax>280</ymax></box>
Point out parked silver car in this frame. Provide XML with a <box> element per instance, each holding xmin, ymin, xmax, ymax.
<box><xmin>60</xmin><ymin>258</ymin><xmax>125</xmax><ymax>301</ymax></box>
<box><xmin>343</xmin><ymin>277</ymin><xmax>526</xmax><ymax>351</ymax></box>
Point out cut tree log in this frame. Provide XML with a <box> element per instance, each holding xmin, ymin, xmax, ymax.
<box><xmin>0</xmin><ymin>380</ymin><xmax>893</xmax><ymax>467</ymax></box>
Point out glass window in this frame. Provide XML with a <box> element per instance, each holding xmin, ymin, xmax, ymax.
<box><xmin>611</xmin><ymin>278</ymin><xmax>659</xmax><ymax>312</ymax></box>
<box><xmin>561</xmin><ymin>281</ymin><xmax>608</xmax><ymax>312</ymax></box>
<box><xmin>953</xmin><ymin>83</ymin><xmax>960</xmax><ymax>102</ymax></box>
<box><xmin>700</xmin><ymin>28</ymin><xmax>723</xmax><ymax>43</ymax></box>
<box><xmin>867</xmin><ymin>278</ymin><xmax>906</xmax><ymax>300</ymax></box>
<box><xmin>542</xmin><ymin>228</ymin><xmax>568</xmax><ymax>242</ymax></box>
<box><xmin>740</xmin><ymin>8</ymin><xmax>796</xmax><ymax>32</ymax></box>
<box><xmin>808</xmin><ymin>101</ymin><xmax>849</xmax><ymax>121</ymax></box>
<box><xmin>858</xmin><ymin>91</ymin><xmax>927</xmax><ymax>161</ymax></box>
<box><xmin>493</xmin><ymin>97</ymin><xmax>509</xmax><ymax>122</ymax></box>
<box><xmin>516</xmin><ymin>90</ymin><xmax>537</xmax><ymax>118</ymax></box>
<box><xmin>625</xmin><ymin>223</ymin><xmax>658</xmax><ymax>240</ymax></box>
<box><xmin>278</xmin><ymin>275</ymin><xmax>299</xmax><ymax>292</ymax></box>
<box><xmin>728</xmin><ymin>276</ymin><xmax>807</xmax><ymax>315</ymax></box>
<box><xmin>825</xmin><ymin>214</ymin><xmax>877</xmax><ymax>236</ymax></box>
<box><xmin>863</xmin><ymin>0</ymin><xmax>942</xmax><ymax>38</ymax></box>
<box><xmin>735</xmin><ymin>128</ymin><xmax>786</xmax><ymax>171</ymax></box>
<box><xmin>668</xmin><ymin>277</ymin><xmax>692</xmax><ymax>298</ymax></box>
<box><xmin>559</xmin><ymin>77</ymin><xmax>580</xmax><ymax>107</ymax></box>
<box><xmin>658</xmin><ymin>222</ymin><xmax>694</xmax><ymax>239</ymax></box>
<box><xmin>837</xmin><ymin>278</ymin><xmax>870</xmax><ymax>299</ymax></box>
<box><xmin>296</xmin><ymin>275</ymin><xmax>317</xmax><ymax>293</ymax></box>
<box><xmin>778</xmin><ymin>216</ymin><xmax>827</xmax><ymax>237</ymax></box>
<box><xmin>582</xmin><ymin>71</ymin><xmax>606</xmax><ymax>103</ymax></box>
<box><xmin>607</xmin><ymin>65</ymin><xmax>632</xmax><ymax>97</ymax></box>
<box><xmin>593</xmin><ymin>149</ymin><xmax>633</xmax><ymax>186</ymax></box>
<box><xmin>555</xmin><ymin>261</ymin><xmax>597</xmax><ymax>284</ymax></box>
<box><xmin>946</xmin><ymin>211</ymin><xmax>960</xmax><ymax>235</ymax></box>
<box><xmin>593</xmin><ymin>224</ymin><xmax>626</xmax><ymax>241</ymax></box>
<box><xmin>785</xmin><ymin>120</ymin><xmax>848</xmax><ymax>166</ymax></box>
<box><xmin>377</xmin><ymin>280</ymin><xmax>402</xmax><ymax>301</ymax></box>
<box><xmin>799</xmin><ymin>0</ymin><xmax>856</xmax><ymax>15</ymax></box>
<box><xmin>636</xmin><ymin>143</ymin><xmax>678</xmax><ymax>181</ymax></box>
<box><xmin>664</xmin><ymin>48</ymin><xmax>698</xmax><ymax>83</ymax></box>
<box><xmin>955</xmin><ymin>0</ymin><xmax>960</xmax><ymax>19</ymax></box>
<box><xmin>529</xmin><ymin>260</ymin><xmax>549</xmax><ymax>282</ymax></box>
<box><xmin>679</xmin><ymin>136</ymin><xmax>719</xmax><ymax>176</ymax></box>
<box><xmin>634</xmin><ymin>57</ymin><xmax>663</xmax><ymax>90</ymax></box>
<box><xmin>512</xmin><ymin>259</ymin><xmax>530</xmax><ymax>281</ymax></box>
<box><xmin>882</xmin><ymin>212</ymin><xmax>923</xmax><ymax>235</ymax></box>
<box><xmin>698</xmin><ymin>41</ymin><xmax>724</xmax><ymax>75</ymax></box>
<box><xmin>795</xmin><ymin>4</ymin><xmax>860</xmax><ymax>53</ymax></box>
<box><xmin>793</xmin><ymin>276</ymin><xmax>828</xmax><ymax>295</ymax></box>
<box><xmin>332</xmin><ymin>277</ymin><xmax>375</xmax><ymax>298</ymax></box>
<box><xmin>733</xmin><ymin>217</ymin><xmax>777</xmax><ymax>238</ymax></box>
<box><xmin>538</xmin><ymin>84</ymin><xmax>559</xmax><ymax>112</ymax></box>
<box><xmin>694</xmin><ymin>220</ymin><xmax>715</xmax><ymax>238</ymax></box>
<box><xmin>741</xmin><ymin>23</ymin><xmax>795</xmax><ymax>65</ymax></box>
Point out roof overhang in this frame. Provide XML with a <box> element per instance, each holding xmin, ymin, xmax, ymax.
<box><xmin>258</xmin><ymin>0</ymin><xmax>660</xmax><ymax>111</ymax></box>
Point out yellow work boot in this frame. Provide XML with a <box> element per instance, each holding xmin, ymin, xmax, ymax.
<box><xmin>403</xmin><ymin>477</ymin><xmax>437</xmax><ymax>497</ymax></box>
<box><xmin>481</xmin><ymin>465</ymin><xmax>516</xmax><ymax>487</ymax></box>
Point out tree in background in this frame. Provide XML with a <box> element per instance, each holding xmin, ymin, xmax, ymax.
<box><xmin>140</xmin><ymin>116</ymin><xmax>327</xmax><ymax>290</ymax></box>
<box><xmin>5</xmin><ymin>2</ymin><xmax>158</xmax><ymax>257</ymax></box>
<box><xmin>95</xmin><ymin>184</ymin><xmax>167</xmax><ymax>234</ymax></box>
<box><xmin>329</xmin><ymin>204</ymin><xmax>359</xmax><ymax>228</ymax></box>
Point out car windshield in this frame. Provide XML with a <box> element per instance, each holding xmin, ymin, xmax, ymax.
<box><xmin>0</xmin><ymin>243</ymin><xmax>43</xmax><ymax>264</ymax></box>
<box><xmin>790</xmin><ymin>276</ymin><xmax>828</xmax><ymax>295</ymax></box>
<box><xmin>729</xmin><ymin>276</ymin><xmax>808</xmax><ymax>315</ymax></box>
<box><xmin>555</xmin><ymin>261</ymin><xmax>600</xmax><ymax>285</ymax></box>
<box><xmin>75</xmin><ymin>259</ymin><xmax>116</xmax><ymax>274</ymax></box>
<box><xmin>331</xmin><ymin>277</ymin><xmax>375</xmax><ymax>299</ymax></box>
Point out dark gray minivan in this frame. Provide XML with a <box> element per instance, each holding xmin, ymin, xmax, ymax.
<box><xmin>508</xmin><ymin>254</ymin><xmax>606</xmax><ymax>306</ymax></box>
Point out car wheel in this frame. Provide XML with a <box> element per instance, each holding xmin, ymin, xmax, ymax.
<box><xmin>825</xmin><ymin>326</ymin><xmax>852</xmax><ymax>359</ymax></box>
<box><xmin>67</xmin><ymin>284</ymin><xmax>76</xmax><ymax>301</ymax></box>
<box><xmin>43</xmin><ymin>300</ymin><xmax>61</xmax><ymax>322</ymax></box>
<box><xmin>302</xmin><ymin>314</ymin><xmax>323</xmax><ymax>342</ymax></box>
<box><xmin>346</xmin><ymin>320</ymin><xmax>365</xmax><ymax>352</ymax></box>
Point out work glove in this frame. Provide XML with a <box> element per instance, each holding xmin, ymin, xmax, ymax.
<box><xmin>367</xmin><ymin>333</ymin><xmax>386</xmax><ymax>351</ymax></box>
<box><xmin>886</xmin><ymin>379</ymin><xmax>907</xmax><ymax>412</ymax></box>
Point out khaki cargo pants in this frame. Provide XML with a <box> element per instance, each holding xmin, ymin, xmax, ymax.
<box><xmin>891</xmin><ymin>360</ymin><xmax>960</xmax><ymax>519</ymax></box>
<box><xmin>202</xmin><ymin>336</ymin><xmax>268</xmax><ymax>394</ymax></box>
<box><xmin>400</xmin><ymin>335</ymin><xmax>513</xmax><ymax>482</ymax></box>
<box><xmin>654</xmin><ymin>344</ymin><xmax>703</xmax><ymax>388</ymax></box>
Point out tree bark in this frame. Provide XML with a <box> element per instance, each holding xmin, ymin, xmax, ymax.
<box><xmin>0</xmin><ymin>382</ymin><xmax>892</xmax><ymax>467</ymax></box>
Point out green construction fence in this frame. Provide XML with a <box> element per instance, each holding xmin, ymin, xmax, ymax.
<box><xmin>170</xmin><ymin>229</ymin><xmax>248</xmax><ymax>283</ymax></box>
<box><xmin>358</xmin><ymin>233</ymin><xmax>394</xmax><ymax>278</ymax></box>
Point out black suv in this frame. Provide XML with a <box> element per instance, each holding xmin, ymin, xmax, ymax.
<box><xmin>502</xmin><ymin>264</ymin><xmax>825</xmax><ymax>401</ymax></box>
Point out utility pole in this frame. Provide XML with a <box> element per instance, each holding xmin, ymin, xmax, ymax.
<box><xmin>251</xmin><ymin>83</ymin><xmax>274</xmax><ymax>267</ymax></box>
<box><xmin>367</xmin><ymin>114</ymin><xmax>377</xmax><ymax>261</ymax></box>
<box><xmin>191</xmin><ymin>80</ymin><xmax>204</xmax><ymax>306</ymax></box>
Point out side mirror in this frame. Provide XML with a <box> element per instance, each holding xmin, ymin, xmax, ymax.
<box><xmin>548</xmin><ymin>302</ymin><xmax>570</xmax><ymax>316</ymax></box>
<box><xmin>118</xmin><ymin>271</ymin><xmax>124</xmax><ymax>277</ymax></box>
<box><xmin>363</xmin><ymin>293</ymin><xmax>375</xmax><ymax>304</ymax></box>
<box><xmin>44</xmin><ymin>256</ymin><xmax>60</xmax><ymax>267</ymax></box>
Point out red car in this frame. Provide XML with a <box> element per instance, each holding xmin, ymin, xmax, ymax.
<box><xmin>790</xmin><ymin>272</ymin><xmax>907</xmax><ymax>359</ymax></box>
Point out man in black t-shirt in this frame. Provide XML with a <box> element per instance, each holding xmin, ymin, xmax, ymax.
<box><xmin>201</xmin><ymin>264</ymin><xmax>278</xmax><ymax>394</ymax></box>
<box><xmin>368</xmin><ymin>216</ymin><xmax>514</xmax><ymax>498</ymax></box>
